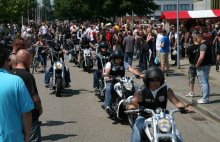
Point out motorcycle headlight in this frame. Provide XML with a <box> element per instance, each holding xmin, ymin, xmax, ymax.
<box><xmin>124</xmin><ymin>82</ymin><xmax>133</xmax><ymax>91</ymax></box>
<box><xmin>56</xmin><ymin>62</ymin><xmax>63</xmax><ymax>69</ymax></box>
<box><xmin>158</xmin><ymin>118</ymin><xmax>171</xmax><ymax>133</ymax></box>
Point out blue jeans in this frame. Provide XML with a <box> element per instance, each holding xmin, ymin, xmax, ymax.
<box><xmin>104</xmin><ymin>82</ymin><xmax>114</xmax><ymax>107</ymax></box>
<box><xmin>44</xmin><ymin>66</ymin><xmax>71</xmax><ymax>85</ymax></box>
<box><xmin>93</xmin><ymin>69</ymin><xmax>102</xmax><ymax>88</ymax></box>
<box><xmin>68</xmin><ymin>49</ymin><xmax>78</xmax><ymax>62</ymax></box>
<box><xmin>130</xmin><ymin>116</ymin><xmax>146</xmax><ymax>142</ymax></box>
<box><xmin>39</xmin><ymin>54</ymin><xmax>47</xmax><ymax>67</ymax></box>
<box><xmin>124</xmin><ymin>52</ymin><xmax>134</xmax><ymax>66</ymax></box>
<box><xmin>196</xmin><ymin>65</ymin><xmax>211</xmax><ymax>100</ymax></box>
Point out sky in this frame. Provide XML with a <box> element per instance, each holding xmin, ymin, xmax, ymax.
<box><xmin>38</xmin><ymin>0</ymin><xmax>54</xmax><ymax>6</ymax></box>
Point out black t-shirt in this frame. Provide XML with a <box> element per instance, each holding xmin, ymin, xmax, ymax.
<box><xmin>187</xmin><ymin>44</ymin><xmax>199</xmax><ymax>65</ymax></box>
<box><xmin>11</xmin><ymin>68</ymin><xmax>40</xmax><ymax>119</ymax></box>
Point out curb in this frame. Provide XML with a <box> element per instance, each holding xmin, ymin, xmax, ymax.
<box><xmin>175</xmin><ymin>93</ymin><xmax>220</xmax><ymax>123</ymax></box>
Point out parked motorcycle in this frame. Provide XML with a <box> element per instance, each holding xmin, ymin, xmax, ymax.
<box><xmin>125</xmin><ymin>107</ymin><xmax>186</xmax><ymax>142</ymax></box>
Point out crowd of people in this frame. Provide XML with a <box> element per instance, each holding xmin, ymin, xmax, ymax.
<box><xmin>0</xmin><ymin>18</ymin><xmax>220</xmax><ymax>141</ymax></box>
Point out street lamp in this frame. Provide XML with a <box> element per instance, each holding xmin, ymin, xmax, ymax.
<box><xmin>176</xmin><ymin>0</ymin><xmax>180</xmax><ymax>69</ymax></box>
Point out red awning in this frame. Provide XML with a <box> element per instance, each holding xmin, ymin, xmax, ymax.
<box><xmin>160</xmin><ymin>11</ymin><xmax>190</xmax><ymax>20</ymax></box>
<box><xmin>161</xmin><ymin>10</ymin><xmax>220</xmax><ymax>20</ymax></box>
<box><xmin>213</xmin><ymin>9</ymin><xmax>220</xmax><ymax>17</ymax></box>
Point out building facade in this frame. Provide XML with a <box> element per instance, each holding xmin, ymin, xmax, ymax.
<box><xmin>153</xmin><ymin>0</ymin><xmax>193</xmax><ymax>18</ymax></box>
<box><xmin>193</xmin><ymin>0</ymin><xmax>211</xmax><ymax>10</ymax></box>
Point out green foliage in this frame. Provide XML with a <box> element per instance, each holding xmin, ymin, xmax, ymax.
<box><xmin>53</xmin><ymin>0</ymin><xmax>158</xmax><ymax>20</ymax></box>
<box><xmin>0</xmin><ymin>0</ymin><xmax>38</xmax><ymax>23</ymax></box>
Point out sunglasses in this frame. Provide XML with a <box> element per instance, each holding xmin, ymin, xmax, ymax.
<box><xmin>149</xmin><ymin>78</ymin><xmax>161</xmax><ymax>82</ymax></box>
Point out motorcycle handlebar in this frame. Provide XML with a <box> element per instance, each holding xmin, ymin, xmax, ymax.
<box><xmin>125</xmin><ymin>108</ymin><xmax>185</xmax><ymax>115</ymax></box>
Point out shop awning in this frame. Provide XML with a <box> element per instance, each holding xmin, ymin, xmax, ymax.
<box><xmin>161</xmin><ymin>9</ymin><xmax>220</xmax><ymax>20</ymax></box>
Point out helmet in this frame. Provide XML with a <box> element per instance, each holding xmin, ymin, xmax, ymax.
<box><xmin>143</xmin><ymin>66</ymin><xmax>165</xmax><ymax>85</ymax></box>
<box><xmin>99</xmin><ymin>41</ymin><xmax>108</xmax><ymax>49</ymax></box>
<box><xmin>112</xmin><ymin>49</ymin><xmax>123</xmax><ymax>60</ymax></box>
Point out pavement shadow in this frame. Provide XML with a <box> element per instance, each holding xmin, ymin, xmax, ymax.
<box><xmin>210</xmin><ymin>93</ymin><xmax>220</xmax><ymax>97</ymax></box>
<box><xmin>62</xmin><ymin>89</ymin><xmax>80</xmax><ymax>97</ymax></box>
<box><xmin>41</xmin><ymin>134</ymin><xmax>77</xmax><ymax>141</ymax></box>
<box><xmin>208</xmin><ymin>99</ymin><xmax>220</xmax><ymax>104</ymax></box>
<box><xmin>107</xmin><ymin>116</ymin><xmax>129</xmax><ymax>126</ymax></box>
<box><xmin>167</xmin><ymin>72</ymin><xmax>185</xmax><ymax>77</ymax></box>
<box><xmin>41</xmin><ymin>120</ymin><xmax>77</xmax><ymax>127</ymax></box>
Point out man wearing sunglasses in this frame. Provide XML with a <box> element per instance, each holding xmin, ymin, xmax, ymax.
<box><xmin>127</xmin><ymin>66</ymin><xmax>193</xmax><ymax>142</ymax></box>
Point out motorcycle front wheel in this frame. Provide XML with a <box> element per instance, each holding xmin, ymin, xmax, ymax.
<box><xmin>55</xmin><ymin>78</ymin><xmax>62</xmax><ymax>97</ymax></box>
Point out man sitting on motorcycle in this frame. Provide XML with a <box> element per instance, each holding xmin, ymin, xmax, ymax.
<box><xmin>44</xmin><ymin>40</ymin><xmax>71</xmax><ymax>88</ymax></box>
<box><xmin>127</xmin><ymin>66</ymin><xmax>193</xmax><ymax>142</ymax></box>
<box><xmin>101</xmin><ymin>49</ymin><xmax>144</xmax><ymax>115</ymax></box>
<box><xmin>77</xmin><ymin>37</ymin><xmax>90</xmax><ymax>67</ymax></box>
<box><xmin>93</xmin><ymin>41</ymin><xmax>111</xmax><ymax>93</ymax></box>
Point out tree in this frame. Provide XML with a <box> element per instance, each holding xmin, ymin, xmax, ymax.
<box><xmin>53</xmin><ymin>0</ymin><xmax>159</xmax><ymax>20</ymax></box>
<box><xmin>0</xmin><ymin>0</ymin><xmax>38</xmax><ymax>23</ymax></box>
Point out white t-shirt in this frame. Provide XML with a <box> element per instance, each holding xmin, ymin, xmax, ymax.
<box><xmin>150</xmin><ymin>83</ymin><xmax>168</xmax><ymax>98</ymax></box>
<box><xmin>105</xmin><ymin>61</ymin><xmax>130</xmax><ymax>71</ymax></box>
<box><xmin>156</xmin><ymin>33</ymin><xmax>163</xmax><ymax>51</ymax></box>
<box><xmin>41</xmin><ymin>25</ymin><xmax>48</xmax><ymax>35</ymax></box>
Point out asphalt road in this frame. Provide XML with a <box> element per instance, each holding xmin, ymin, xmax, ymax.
<box><xmin>33</xmin><ymin>60</ymin><xmax>220</xmax><ymax>142</ymax></box>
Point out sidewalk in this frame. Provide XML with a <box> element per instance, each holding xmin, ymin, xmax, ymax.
<box><xmin>167</xmin><ymin>58</ymin><xmax>220</xmax><ymax>123</ymax></box>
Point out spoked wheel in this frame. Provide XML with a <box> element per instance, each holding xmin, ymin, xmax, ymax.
<box><xmin>32</xmin><ymin>57</ymin><xmax>40</xmax><ymax>74</ymax></box>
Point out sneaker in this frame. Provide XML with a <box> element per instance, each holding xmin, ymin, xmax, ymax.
<box><xmin>186</xmin><ymin>92</ymin><xmax>194</xmax><ymax>97</ymax></box>
<box><xmin>94</xmin><ymin>87</ymin><xmax>100</xmax><ymax>94</ymax></box>
<box><xmin>65</xmin><ymin>84</ymin><xmax>71</xmax><ymax>88</ymax></box>
<box><xmin>101</xmin><ymin>104</ymin><xmax>106</xmax><ymax>110</ymax></box>
<box><xmin>45</xmin><ymin>84</ymin><xmax>49</xmax><ymax>88</ymax></box>
<box><xmin>105</xmin><ymin>106</ymin><xmax>114</xmax><ymax>116</ymax></box>
<box><xmin>197</xmin><ymin>98</ymin><xmax>209</xmax><ymax>104</ymax></box>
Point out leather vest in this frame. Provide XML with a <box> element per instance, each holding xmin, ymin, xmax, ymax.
<box><xmin>109</xmin><ymin>61</ymin><xmax>125</xmax><ymax>77</ymax></box>
<box><xmin>139</xmin><ymin>85</ymin><xmax>168</xmax><ymax>111</ymax></box>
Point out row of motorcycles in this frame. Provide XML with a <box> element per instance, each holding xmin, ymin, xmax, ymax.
<box><xmin>94</xmin><ymin>68</ymin><xmax>185</xmax><ymax>142</ymax></box>
<box><xmin>32</xmin><ymin>33</ymin><xmax>97</xmax><ymax>97</ymax></box>
<box><xmin>93</xmin><ymin>54</ymin><xmax>186</xmax><ymax>142</ymax></box>
<box><xmin>40</xmin><ymin>33</ymin><xmax>185</xmax><ymax>142</ymax></box>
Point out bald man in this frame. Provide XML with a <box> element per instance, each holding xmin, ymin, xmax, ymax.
<box><xmin>11</xmin><ymin>49</ymin><xmax>43</xmax><ymax>142</ymax></box>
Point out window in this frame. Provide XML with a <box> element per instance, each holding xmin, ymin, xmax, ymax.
<box><xmin>163</xmin><ymin>5</ymin><xmax>177</xmax><ymax>11</ymax></box>
<box><xmin>180</xmin><ymin>4</ymin><xmax>189</xmax><ymax>10</ymax></box>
